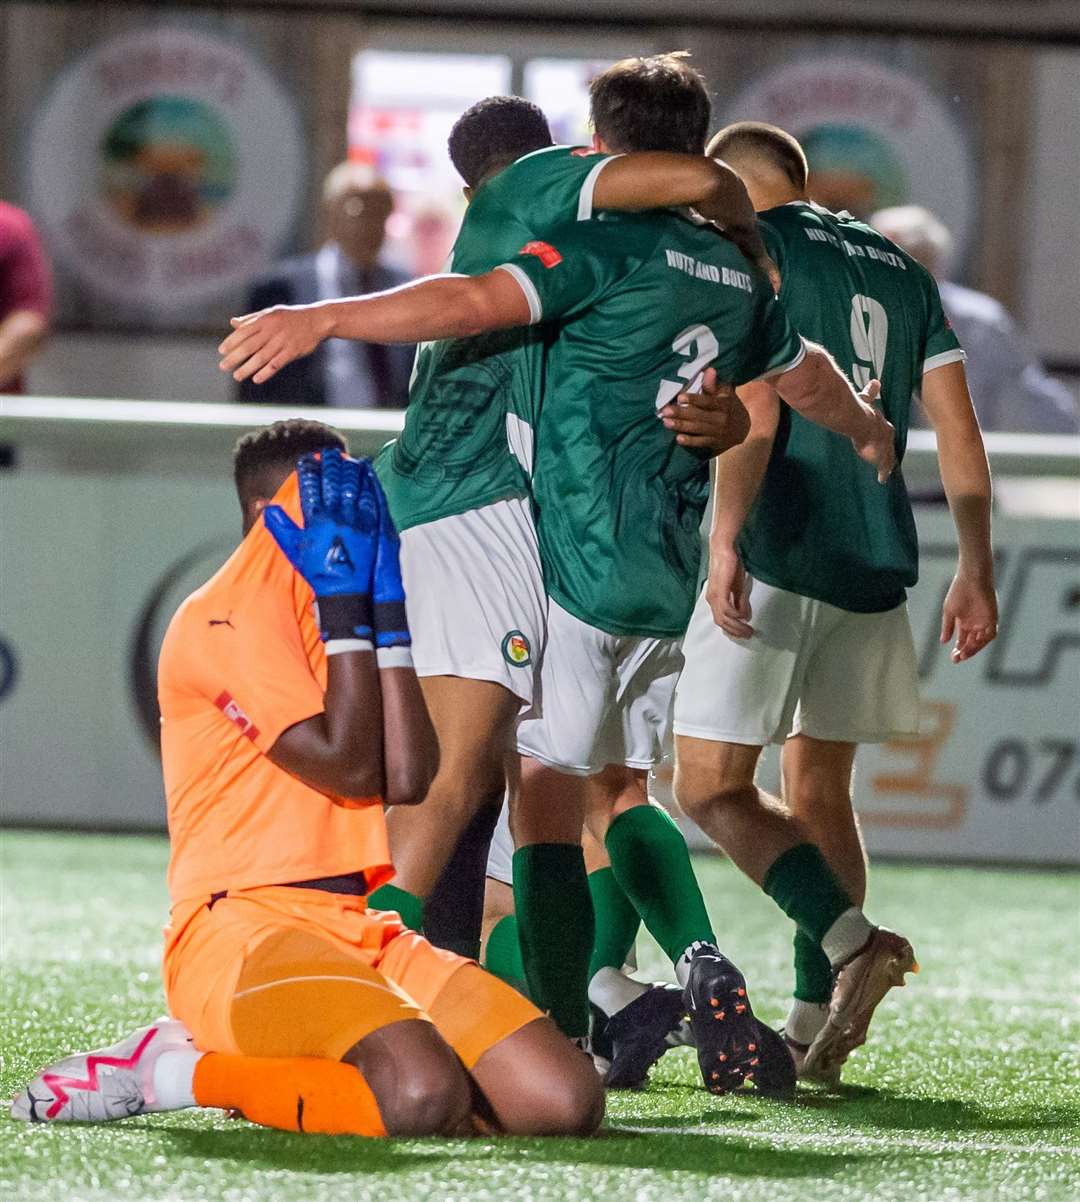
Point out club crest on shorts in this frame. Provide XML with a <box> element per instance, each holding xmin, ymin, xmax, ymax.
<box><xmin>501</xmin><ymin>630</ymin><xmax>532</xmax><ymax>667</ymax></box>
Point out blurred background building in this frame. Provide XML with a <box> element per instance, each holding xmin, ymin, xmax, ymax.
<box><xmin>0</xmin><ymin>1</ymin><xmax>1076</xmax><ymax>429</ymax></box>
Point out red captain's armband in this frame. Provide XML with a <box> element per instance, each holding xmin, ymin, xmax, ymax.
<box><xmin>518</xmin><ymin>241</ymin><xmax>563</xmax><ymax>269</ymax></box>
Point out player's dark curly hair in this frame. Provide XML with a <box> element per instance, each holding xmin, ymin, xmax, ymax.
<box><xmin>232</xmin><ymin>418</ymin><xmax>348</xmax><ymax>505</ymax></box>
<box><xmin>448</xmin><ymin>96</ymin><xmax>553</xmax><ymax>188</ymax></box>
<box><xmin>590</xmin><ymin>52</ymin><xmax>711</xmax><ymax>156</ymax></box>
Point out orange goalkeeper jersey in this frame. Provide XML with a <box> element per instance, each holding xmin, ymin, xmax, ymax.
<box><xmin>158</xmin><ymin>473</ymin><xmax>392</xmax><ymax>906</ymax></box>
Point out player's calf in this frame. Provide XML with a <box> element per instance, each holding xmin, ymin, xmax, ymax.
<box><xmin>674</xmin><ymin>762</ymin><xmax>799</xmax><ymax>889</ymax></box>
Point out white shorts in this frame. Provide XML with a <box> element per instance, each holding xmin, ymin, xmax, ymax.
<box><xmin>673</xmin><ymin>579</ymin><xmax>919</xmax><ymax>745</ymax></box>
<box><xmin>486</xmin><ymin>803</ymin><xmax>515</xmax><ymax>886</ymax></box>
<box><xmin>516</xmin><ymin>599</ymin><xmax>684</xmax><ymax>776</ymax></box>
<box><xmin>399</xmin><ymin>496</ymin><xmax>546</xmax><ymax>706</ymax></box>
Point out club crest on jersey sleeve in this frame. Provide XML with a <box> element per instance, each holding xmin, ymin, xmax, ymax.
<box><xmin>501</xmin><ymin>630</ymin><xmax>532</xmax><ymax>667</ymax></box>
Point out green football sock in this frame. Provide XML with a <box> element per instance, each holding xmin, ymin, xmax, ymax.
<box><xmin>513</xmin><ymin>843</ymin><xmax>593</xmax><ymax>1039</ymax></box>
<box><xmin>762</xmin><ymin>843</ymin><xmax>854</xmax><ymax>945</ymax></box>
<box><xmin>793</xmin><ymin>925</ymin><xmax>834</xmax><ymax>1004</ymax></box>
<box><xmin>368</xmin><ymin>883</ymin><xmax>424</xmax><ymax>933</ymax></box>
<box><xmin>587</xmin><ymin>866</ymin><xmax>641</xmax><ymax>980</ymax></box>
<box><xmin>605</xmin><ymin>803</ymin><xmax>716</xmax><ymax>967</ymax></box>
<box><xmin>483</xmin><ymin>914</ymin><xmax>527</xmax><ymax>989</ymax></box>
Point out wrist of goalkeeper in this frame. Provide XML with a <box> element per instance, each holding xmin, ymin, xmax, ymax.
<box><xmin>315</xmin><ymin>593</ymin><xmax>375</xmax><ymax>656</ymax></box>
<box><xmin>374</xmin><ymin>597</ymin><xmax>412</xmax><ymax>669</ymax></box>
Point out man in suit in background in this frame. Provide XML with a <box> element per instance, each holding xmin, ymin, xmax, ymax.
<box><xmin>238</xmin><ymin>163</ymin><xmax>414</xmax><ymax>409</ymax></box>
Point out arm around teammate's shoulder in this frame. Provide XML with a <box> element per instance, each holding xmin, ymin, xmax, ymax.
<box><xmin>772</xmin><ymin>341</ymin><xmax>896</xmax><ymax>483</ymax></box>
<box><xmin>590</xmin><ymin>154</ymin><xmax>776</xmax><ymax>286</ymax></box>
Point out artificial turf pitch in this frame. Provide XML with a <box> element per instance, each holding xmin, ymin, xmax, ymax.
<box><xmin>1</xmin><ymin>831</ymin><xmax>1077</xmax><ymax>1202</ymax></box>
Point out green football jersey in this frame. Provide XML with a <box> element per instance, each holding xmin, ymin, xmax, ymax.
<box><xmin>499</xmin><ymin>212</ymin><xmax>805</xmax><ymax>638</ymax></box>
<box><xmin>374</xmin><ymin>145</ymin><xmax>617</xmax><ymax>530</ymax></box>
<box><xmin>738</xmin><ymin>202</ymin><xmax>965</xmax><ymax>613</ymax></box>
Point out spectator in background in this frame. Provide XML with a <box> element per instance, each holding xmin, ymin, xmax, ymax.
<box><xmin>410</xmin><ymin>201</ymin><xmax>459</xmax><ymax>279</ymax></box>
<box><xmin>237</xmin><ymin>163</ymin><xmax>414</xmax><ymax>409</ymax></box>
<box><xmin>0</xmin><ymin>202</ymin><xmax>52</xmax><ymax>394</ymax></box>
<box><xmin>872</xmin><ymin>205</ymin><xmax>1077</xmax><ymax>435</ymax></box>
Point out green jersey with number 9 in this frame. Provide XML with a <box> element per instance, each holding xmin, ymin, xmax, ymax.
<box><xmin>497</xmin><ymin>211</ymin><xmax>805</xmax><ymax>638</ymax></box>
<box><xmin>374</xmin><ymin>145</ymin><xmax>617</xmax><ymax>532</ymax></box>
<box><xmin>739</xmin><ymin>201</ymin><xmax>966</xmax><ymax>613</ymax></box>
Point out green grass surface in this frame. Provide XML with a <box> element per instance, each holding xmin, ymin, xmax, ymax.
<box><xmin>1</xmin><ymin>830</ymin><xmax>1077</xmax><ymax>1202</ymax></box>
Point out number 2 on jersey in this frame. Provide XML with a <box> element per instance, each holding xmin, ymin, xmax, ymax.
<box><xmin>655</xmin><ymin>324</ymin><xmax>720</xmax><ymax>410</ymax></box>
<box><xmin>850</xmin><ymin>294</ymin><xmax>888</xmax><ymax>389</ymax></box>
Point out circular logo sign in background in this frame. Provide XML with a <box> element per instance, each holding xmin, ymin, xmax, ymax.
<box><xmin>29</xmin><ymin>28</ymin><xmax>304</xmax><ymax>315</ymax></box>
<box><xmin>724</xmin><ymin>57</ymin><xmax>977</xmax><ymax>264</ymax></box>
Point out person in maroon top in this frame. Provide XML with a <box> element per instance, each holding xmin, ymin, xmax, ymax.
<box><xmin>0</xmin><ymin>202</ymin><xmax>52</xmax><ymax>394</ymax></box>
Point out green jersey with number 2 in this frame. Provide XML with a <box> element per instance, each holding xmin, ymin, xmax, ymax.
<box><xmin>499</xmin><ymin>211</ymin><xmax>805</xmax><ymax>638</ymax></box>
<box><xmin>739</xmin><ymin>202</ymin><xmax>965</xmax><ymax>613</ymax></box>
<box><xmin>374</xmin><ymin>145</ymin><xmax>617</xmax><ymax>531</ymax></box>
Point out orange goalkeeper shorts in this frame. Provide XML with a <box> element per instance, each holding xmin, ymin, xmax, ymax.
<box><xmin>163</xmin><ymin>885</ymin><xmax>541</xmax><ymax>1067</ymax></box>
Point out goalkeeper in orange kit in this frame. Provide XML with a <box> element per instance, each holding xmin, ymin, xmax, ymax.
<box><xmin>11</xmin><ymin>420</ymin><xmax>602</xmax><ymax>1138</ymax></box>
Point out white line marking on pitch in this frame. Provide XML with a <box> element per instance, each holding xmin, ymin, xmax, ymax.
<box><xmin>615</xmin><ymin>1125</ymin><xmax>1078</xmax><ymax>1157</ymax></box>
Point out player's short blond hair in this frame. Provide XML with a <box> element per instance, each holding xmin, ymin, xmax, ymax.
<box><xmin>708</xmin><ymin>122</ymin><xmax>808</xmax><ymax>191</ymax></box>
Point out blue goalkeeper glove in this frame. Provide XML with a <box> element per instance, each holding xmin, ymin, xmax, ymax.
<box><xmin>370</xmin><ymin>469</ymin><xmax>411</xmax><ymax>654</ymax></box>
<box><xmin>263</xmin><ymin>448</ymin><xmax>379</xmax><ymax>649</ymax></box>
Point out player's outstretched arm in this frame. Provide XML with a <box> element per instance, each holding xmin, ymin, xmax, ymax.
<box><xmin>919</xmin><ymin>360</ymin><xmax>997</xmax><ymax>662</ymax></box>
<box><xmin>705</xmin><ymin>379</ymin><xmax>781</xmax><ymax>637</ymax></box>
<box><xmin>590</xmin><ymin>153</ymin><xmax>776</xmax><ymax>287</ymax></box>
<box><xmin>772</xmin><ymin>342</ymin><xmax>896</xmax><ymax>483</ymax></box>
<box><xmin>219</xmin><ymin>271</ymin><xmax>533</xmax><ymax>386</ymax></box>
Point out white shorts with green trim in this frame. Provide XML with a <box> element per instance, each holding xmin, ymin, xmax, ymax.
<box><xmin>399</xmin><ymin>496</ymin><xmax>545</xmax><ymax>706</ymax></box>
<box><xmin>672</xmin><ymin>579</ymin><xmax>920</xmax><ymax>746</ymax></box>
<box><xmin>515</xmin><ymin>599</ymin><xmax>684</xmax><ymax>776</ymax></box>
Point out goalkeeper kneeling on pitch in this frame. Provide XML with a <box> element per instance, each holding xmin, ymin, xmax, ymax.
<box><xmin>12</xmin><ymin>419</ymin><xmax>603</xmax><ymax>1139</ymax></box>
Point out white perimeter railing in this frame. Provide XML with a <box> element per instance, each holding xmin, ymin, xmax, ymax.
<box><xmin>1</xmin><ymin>396</ymin><xmax>1078</xmax><ymax>490</ymax></box>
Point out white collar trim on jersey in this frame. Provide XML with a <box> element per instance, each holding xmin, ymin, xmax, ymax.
<box><xmin>513</xmin><ymin>143</ymin><xmax>575</xmax><ymax>165</ymax></box>
<box><xmin>788</xmin><ymin>199</ymin><xmax>854</xmax><ymax>220</ymax></box>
